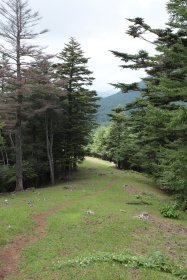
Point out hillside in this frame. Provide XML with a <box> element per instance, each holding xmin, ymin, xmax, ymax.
<box><xmin>97</xmin><ymin>90</ymin><xmax>140</xmax><ymax>124</ymax></box>
<box><xmin>0</xmin><ymin>157</ymin><xmax>187</xmax><ymax>279</ymax></box>
<box><xmin>96</xmin><ymin>81</ymin><xmax>146</xmax><ymax>124</ymax></box>
<box><xmin>97</xmin><ymin>90</ymin><xmax>116</xmax><ymax>98</ymax></box>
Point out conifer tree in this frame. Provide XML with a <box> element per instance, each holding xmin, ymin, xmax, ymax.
<box><xmin>24</xmin><ymin>56</ymin><xmax>64</xmax><ymax>185</ymax></box>
<box><xmin>109</xmin><ymin>0</ymin><xmax>187</xmax><ymax>200</ymax></box>
<box><xmin>55</xmin><ymin>38</ymin><xmax>98</xmax><ymax>175</ymax></box>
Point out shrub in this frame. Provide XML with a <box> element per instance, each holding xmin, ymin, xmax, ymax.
<box><xmin>160</xmin><ymin>202</ymin><xmax>180</xmax><ymax>219</ymax></box>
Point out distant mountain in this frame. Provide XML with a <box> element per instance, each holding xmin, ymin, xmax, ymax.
<box><xmin>96</xmin><ymin>91</ymin><xmax>140</xmax><ymax>124</ymax></box>
<box><xmin>97</xmin><ymin>90</ymin><xmax>117</xmax><ymax>98</ymax></box>
<box><xmin>96</xmin><ymin>81</ymin><xmax>146</xmax><ymax>124</ymax></box>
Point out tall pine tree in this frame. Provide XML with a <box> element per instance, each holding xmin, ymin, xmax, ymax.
<box><xmin>110</xmin><ymin>0</ymin><xmax>187</xmax><ymax>201</ymax></box>
<box><xmin>55</xmin><ymin>38</ymin><xmax>98</xmax><ymax>175</ymax></box>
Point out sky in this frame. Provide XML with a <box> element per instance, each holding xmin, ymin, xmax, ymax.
<box><xmin>29</xmin><ymin>0</ymin><xmax>168</xmax><ymax>92</ymax></box>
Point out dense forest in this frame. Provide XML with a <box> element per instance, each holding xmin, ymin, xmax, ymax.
<box><xmin>0</xmin><ymin>0</ymin><xmax>187</xmax><ymax>210</ymax></box>
<box><xmin>0</xmin><ymin>0</ymin><xmax>98</xmax><ymax>191</ymax></box>
<box><xmin>89</xmin><ymin>0</ymin><xmax>187</xmax><ymax>207</ymax></box>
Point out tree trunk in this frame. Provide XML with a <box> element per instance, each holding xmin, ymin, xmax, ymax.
<box><xmin>73</xmin><ymin>162</ymin><xmax>77</xmax><ymax>171</ymax></box>
<box><xmin>15</xmin><ymin>112</ymin><xmax>23</xmax><ymax>191</ymax></box>
<box><xmin>32</xmin><ymin>125</ymin><xmax>36</xmax><ymax>157</ymax></box>
<box><xmin>45</xmin><ymin>115</ymin><xmax>55</xmax><ymax>185</ymax></box>
<box><xmin>73</xmin><ymin>154</ymin><xmax>77</xmax><ymax>171</ymax></box>
<box><xmin>4</xmin><ymin>148</ymin><xmax>9</xmax><ymax>165</ymax></box>
<box><xmin>9</xmin><ymin>133</ymin><xmax>15</xmax><ymax>149</ymax></box>
<box><xmin>1</xmin><ymin>149</ymin><xmax>5</xmax><ymax>165</ymax></box>
<box><xmin>1</xmin><ymin>146</ymin><xmax>9</xmax><ymax>165</ymax></box>
<box><xmin>15</xmin><ymin>10</ymin><xmax>23</xmax><ymax>191</ymax></box>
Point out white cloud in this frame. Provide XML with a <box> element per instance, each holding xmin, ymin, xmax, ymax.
<box><xmin>29</xmin><ymin>0</ymin><xmax>168</xmax><ymax>91</ymax></box>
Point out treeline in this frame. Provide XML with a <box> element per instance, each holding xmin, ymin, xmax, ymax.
<box><xmin>89</xmin><ymin>0</ymin><xmax>187</xmax><ymax>206</ymax></box>
<box><xmin>0</xmin><ymin>0</ymin><xmax>98</xmax><ymax>192</ymax></box>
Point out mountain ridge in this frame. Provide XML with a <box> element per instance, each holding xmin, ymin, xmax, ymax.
<box><xmin>96</xmin><ymin>90</ymin><xmax>140</xmax><ymax>124</ymax></box>
<box><xmin>96</xmin><ymin>81</ymin><xmax>145</xmax><ymax>124</ymax></box>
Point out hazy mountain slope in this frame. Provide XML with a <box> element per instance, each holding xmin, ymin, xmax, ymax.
<box><xmin>96</xmin><ymin>81</ymin><xmax>146</xmax><ymax>124</ymax></box>
<box><xmin>97</xmin><ymin>90</ymin><xmax>140</xmax><ymax>124</ymax></box>
<box><xmin>97</xmin><ymin>90</ymin><xmax>117</xmax><ymax>98</ymax></box>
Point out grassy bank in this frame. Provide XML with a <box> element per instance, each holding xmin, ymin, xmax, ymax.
<box><xmin>0</xmin><ymin>157</ymin><xmax>187</xmax><ymax>279</ymax></box>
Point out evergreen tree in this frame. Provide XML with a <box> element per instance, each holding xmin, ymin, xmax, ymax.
<box><xmin>107</xmin><ymin>107</ymin><xmax>130</xmax><ymax>169</ymax></box>
<box><xmin>88</xmin><ymin>126</ymin><xmax>110</xmax><ymax>160</ymax></box>
<box><xmin>55</xmin><ymin>38</ymin><xmax>98</xmax><ymax>175</ymax></box>
<box><xmin>23</xmin><ymin>56</ymin><xmax>64</xmax><ymax>185</ymax></box>
<box><xmin>109</xmin><ymin>0</ymin><xmax>187</xmax><ymax>201</ymax></box>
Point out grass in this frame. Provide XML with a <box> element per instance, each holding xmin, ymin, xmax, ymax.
<box><xmin>0</xmin><ymin>157</ymin><xmax>187</xmax><ymax>280</ymax></box>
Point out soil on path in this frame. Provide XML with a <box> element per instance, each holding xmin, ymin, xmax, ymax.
<box><xmin>0</xmin><ymin>180</ymin><xmax>115</xmax><ymax>280</ymax></box>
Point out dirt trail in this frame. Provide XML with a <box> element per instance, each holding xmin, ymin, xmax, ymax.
<box><xmin>0</xmin><ymin>180</ymin><xmax>115</xmax><ymax>280</ymax></box>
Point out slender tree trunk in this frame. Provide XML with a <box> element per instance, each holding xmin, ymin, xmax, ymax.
<box><xmin>49</xmin><ymin>119</ymin><xmax>54</xmax><ymax>184</ymax></box>
<box><xmin>15</xmin><ymin>115</ymin><xmax>23</xmax><ymax>190</ymax></box>
<box><xmin>15</xmin><ymin>96</ymin><xmax>23</xmax><ymax>191</ymax></box>
<box><xmin>64</xmin><ymin>147</ymin><xmax>70</xmax><ymax>180</ymax></box>
<box><xmin>73</xmin><ymin>153</ymin><xmax>77</xmax><ymax>171</ymax></box>
<box><xmin>45</xmin><ymin>115</ymin><xmax>55</xmax><ymax>185</ymax></box>
<box><xmin>117</xmin><ymin>161</ymin><xmax>121</xmax><ymax>169</ymax></box>
<box><xmin>73</xmin><ymin>161</ymin><xmax>77</xmax><ymax>171</ymax></box>
<box><xmin>1</xmin><ymin>146</ymin><xmax>9</xmax><ymax>165</ymax></box>
<box><xmin>1</xmin><ymin>149</ymin><xmax>5</xmax><ymax>165</ymax></box>
<box><xmin>66</xmin><ymin>68</ymin><xmax>73</xmax><ymax>175</ymax></box>
<box><xmin>32</xmin><ymin>125</ymin><xmax>36</xmax><ymax>157</ymax></box>
<box><xmin>15</xmin><ymin>21</ymin><xmax>23</xmax><ymax>190</ymax></box>
<box><xmin>9</xmin><ymin>133</ymin><xmax>15</xmax><ymax>149</ymax></box>
<box><xmin>4</xmin><ymin>147</ymin><xmax>9</xmax><ymax>165</ymax></box>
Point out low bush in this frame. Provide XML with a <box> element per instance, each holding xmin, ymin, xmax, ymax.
<box><xmin>160</xmin><ymin>202</ymin><xmax>180</xmax><ymax>219</ymax></box>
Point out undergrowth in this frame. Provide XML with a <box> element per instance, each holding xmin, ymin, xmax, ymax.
<box><xmin>160</xmin><ymin>202</ymin><xmax>181</xmax><ymax>219</ymax></box>
<box><xmin>55</xmin><ymin>251</ymin><xmax>187</xmax><ymax>279</ymax></box>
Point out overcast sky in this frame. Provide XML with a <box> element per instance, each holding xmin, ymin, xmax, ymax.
<box><xmin>29</xmin><ymin>0</ymin><xmax>168</xmax><ymax>92</ymax></box>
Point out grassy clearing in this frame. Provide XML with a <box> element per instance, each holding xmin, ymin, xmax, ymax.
<box><xmin>0</xmin><ymin>157</ymin><xmax>187</xmax><ymax>280</ymax></box>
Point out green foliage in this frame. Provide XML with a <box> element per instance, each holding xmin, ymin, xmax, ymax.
<box><xmin>0</xmin><ymin>165</ymin><xmax>15</xmax><ymax>192</ymax></box>
<box><xmin>88</xmin><ymin>126</ymin><xmax>110</xmax><ymax>159</ymax></box>
<box><xmin>160</xmin><ymin>202</ymin><xmax>180</xmax><ymax>219</ymax></box>
<box><xmin>22</xmin><ymin>160</ymin><xmax>37</xmax><ymax>181</ymax></box>
<box><xmin>54</xmin><ymin>38</ymin><xmax>99</xmax><ymax>174</ymax></box>
<box><xmin>0</xmin><ymin>161</ymin><xmax>37</xmax><ymax>192</ymax></box>
<box><xmin>0</xmin><ymin>38</ymin><xmax>98</xmax><ymax>191</ymax></box>
<box><xmin>55</xmin><ymin>251</ymin><xmax>187</xmax><ymax>279</ymax></box>
<box><xmin>104</xmin><ymin>0</ymin><xmax>187</xmax><ymax>203</ymax></box>
<box><xmin>156</xmin><ymin>146</ymin><xmax>187</xmax><ymax>193</ymax></box>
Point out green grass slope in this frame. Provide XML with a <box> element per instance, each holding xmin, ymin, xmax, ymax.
<box><xmin>0</xmin><ymin>157</ymin><xmax>187</xmax><ymax>280</ymax></box>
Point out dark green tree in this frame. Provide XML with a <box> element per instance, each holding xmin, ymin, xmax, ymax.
<box><xmin>23</xmin><ymin>56</ymin><xmax>64</xmax><ymax>185</ymax></box>
<box><xmin>109</xmin><ymin>0</ymin><xmax>187</xmax><ymax>201</ymax></box>
<box><xmin>55</xmin><ymin>38</ymin><xmax>98</xmax><ymax>175</ymax></box>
